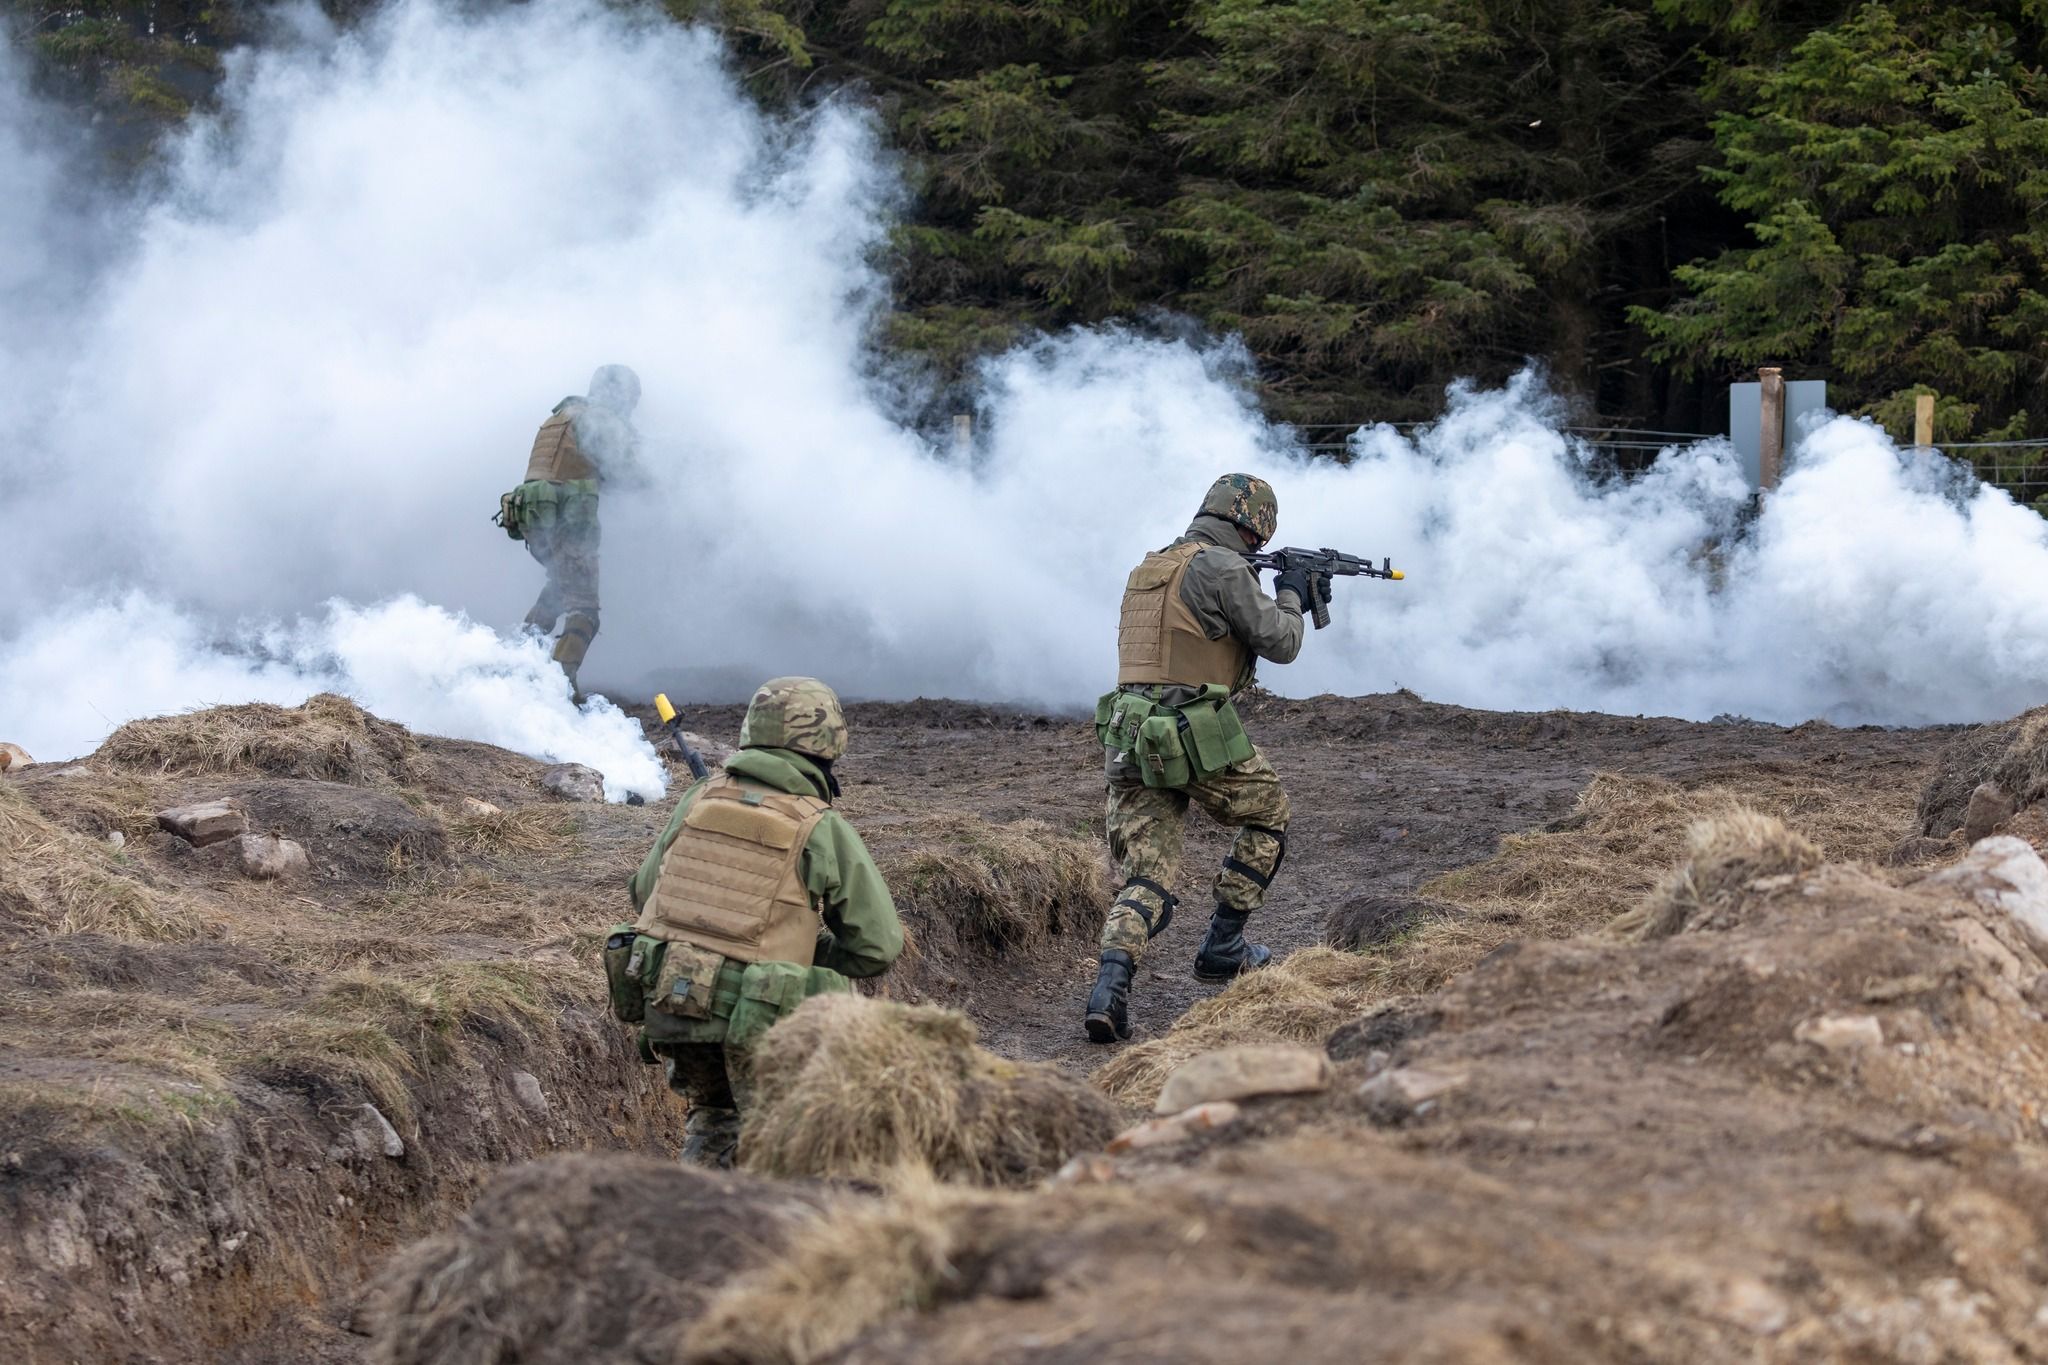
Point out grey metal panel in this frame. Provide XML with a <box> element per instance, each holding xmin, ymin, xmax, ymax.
<box><xmin>1728</xmin><ymin>380</ymin><xmax>1828</xmax><ymax>490</ymax></box>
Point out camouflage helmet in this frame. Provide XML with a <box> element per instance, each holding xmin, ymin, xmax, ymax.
<box><xmin>739</xmin><ymin>676</ymin><xmax>848</xmax><ymax>761</ymax></box>
<box><xmin>1199</xmin><ymin>473</ymin><xmax>1279</xmax><ymax>546</ymax></box>
<box><xmin>588</xmin><ymin>364</ymin><xmax>641</xmax><ymax>415</ymax></box>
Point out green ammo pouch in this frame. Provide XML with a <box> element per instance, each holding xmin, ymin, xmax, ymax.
<box><xmin>603</xmin><ymin>927</ymin><xmax>661</xmax><ymax>1025</ymax></box>
<box><xmin>495</xmin><ymin>489</ymin><xmax>524</xmax><ymax>540</ymax></box>
<box><xmin>1132</xmin><ymin>712</ymin><xmax>1192</xmax><ymax>789</ymax></box>
<box><xmin>649</xmin><ymin>941</ymin><xmax>729</xmax><ymax>1021</ymax></box>
<box><xmin>725</xmin><ymin>962</ymin><xmax>850</xmax><ymax>1053</ymax></box>
<box><xmin>1177</xmin><ymin>685</ymin><xmax>1255</xmax><ymax>776</ymax></box>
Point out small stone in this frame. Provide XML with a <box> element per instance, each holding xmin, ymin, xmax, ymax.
<box><xmin>1964</xmin><ymin>783</ymin><xmax>2018</xmax><ymax>843</ymax></box>
<box><xmin>1050</xmin><ymin>1154</ymin><xmax>1119</xmax><ymax>1186</ymax></box>
<box><xmin>1106</xmin><ymin>1101</ymin><xmax>1242</xmax><ymax>1153</ymax></box>
<box><xmin>234</xmin><ymin>833</ymin><xmax>308</xmax><ymax>881</ymax></box>
<box><xmin>1358</xmin><ymin>1066</ymin><xmax>1468</xmax><ymax>1119</ymax></box>
<box><xmin>461</xmin><ymin>797</ymin><xmax>503</xmax><ymax>817</ymax></box>
<box><xmin>358</xmin><ymin>1103</ymin><xmax>404</xmax><ymax>1159</ymax></box>
<box><xmin>1794</xmin><ymin>1014</ymin><xmax>1884</xmax><ymax>1052</ymax></box>
<box><xmin>1154</xmin><ymin>1045</ymin><xmax>1331</xmax><ymax>1115</ymax></box>
<box><xmin>221</xmin><ymin>1232</ymin><xmax>248</xmax><ymax>1255</ymax></box>
<box><xmin>156</xmin><ymin>799</ymin><xmax>249</xmax><ymax>847</ymax></box>
<box><xmin>540</xmin><ymin>763</ymin><xmax>606</xmax><ymax>803</ymax></box>
<box><xmin>510</xmin><ymin>1070</ymin><xmax>549</xmax><ymax>1115</ymax></box>
<box><xmin>0</xmin><ymin>742</ymin><xmax>33</xmax><ymax>772</ymax></box>
<box><xmin>1926</xmin><ymin>836</ymin><xmax>2048</xmax><ymax>959</ymax></box>
<box><xmin>106</xmin><ymin>831</ymin><xmax>125</xmax><ymax>850</ymax></box>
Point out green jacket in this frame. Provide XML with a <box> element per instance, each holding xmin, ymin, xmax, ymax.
<box><xmin>630</xmin><ymin>745</ymin><xmax>903</xmax><ymax>982</ymax></box>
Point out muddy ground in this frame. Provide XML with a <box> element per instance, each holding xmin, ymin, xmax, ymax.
<box><xmin>0</xmin><ymin>689</ymin><xmax>1971</xmax><ymax>1361</ymax></box>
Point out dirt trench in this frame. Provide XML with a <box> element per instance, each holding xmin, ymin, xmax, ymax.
<box><xmin>0</xmin><ymin>690</ymin><xmax>1963</xmax><ymax>1360</ymax></box>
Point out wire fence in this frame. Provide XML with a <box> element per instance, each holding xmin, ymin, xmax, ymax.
<box><xmin>1291</xmin><ymin>420</ymin><xmax>2048</xmax><ymax>507</ymax></box>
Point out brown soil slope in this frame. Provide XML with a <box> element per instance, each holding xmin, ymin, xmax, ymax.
<box><xmin>363</xmin><ymin>709</ymin><xmax>2048</xmax><ymax>1365</ymax></box>
<box><xmin>0</xmin><ymin>689</ymin><xmax>1979</xmax><ymax>1360</ymax></box>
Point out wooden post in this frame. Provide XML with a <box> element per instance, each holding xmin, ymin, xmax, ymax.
<box><xmin>952</xmin><ymin>413</ymin><xmax>974</xmax><ymax>454</ymax></box>
<box><xmin>1914</xmin><ymin>393</ymin><xmax>1935</xmax><ymax>449</ymax></box>
<box><xmin>1758</xmin><ymin>366</ymin><xmax>1785</xmax><ymax>490</ymax></box>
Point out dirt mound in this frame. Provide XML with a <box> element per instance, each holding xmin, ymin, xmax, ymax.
<box><xmin>1608</xmin><ymin>808</ymin><xmax>1822</xmax><ymax>941</ymax></box>
<box><xmin>678</xmin><ymin>843</ymin><xmax>2048</xmax><ymax>1365</ymax></box>
<box><xmin>1917</xmin><ymin>707</ymin><xmax>2048</xmax><ymax>836</ymax></box>
<box><xmin>743</xmin><ymin>994</ymin><xmax>1119</xmax><ymax>1185</ymax></box>
<box><xmin>370</xmin><ymin>1154</ymin><xmax>826</xmax><ymax>1365</ymax></box>
<box><xmin>98</xmin><ymin>693</ymin><xmax>422</xmax><ymax>787</ymax></box>
<box><xmin>219</xmin><ymin>778</ymin><xmax>449</xmax><ymax>880</ymax></box>
<box><xmin>859</xmin><ymin>813</ymin><xmax>1107</xmax><ymax>1000</ymax></box>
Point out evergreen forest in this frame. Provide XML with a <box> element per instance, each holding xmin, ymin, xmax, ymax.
<box><xmin>13</xmin><ymin>0</ymin><xmax>2048</xmax><ymax>443</ymax></box>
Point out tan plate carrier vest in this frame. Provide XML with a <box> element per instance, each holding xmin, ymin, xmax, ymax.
<box><xmin>524</xmin><ymin>401</ymin><xmax>601</xmax><ymax>484</ymax></box>
<box><xmin>639</xmin><ymin>774</ymin><xmax>832</xmax><ymax>965</ymax></box>
<box><xmin>1117</xmin><ymin>541</ymin><xmax>1250</xmax><ymax>688</ymax></box>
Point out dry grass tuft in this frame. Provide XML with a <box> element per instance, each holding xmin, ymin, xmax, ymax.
<box><xmin>683</xmin><ymin>1171</ymin><xmax>1012</xmax><ymax>1365</ymax></box>
<box><xmin>1607</xmin><ymin>808</ymin><xmax>1822</xmax><ymax>941</ymax></box>
<box><xmin>743</xmin><ymin>994</ymin><xmax>1119</xmax><ymax>1186</ymax></box>
<box><xmin>870</xmin><ymin>815</ymin><xmax>1107</xmax><ymax>968</ymax></box>
<box><xmin>448</xmin><ymin>806</ymin><xmax>575</xmax><ymax>856</ymax></box>
<box><xmin>1093</xmin><ymin>947</ymin><xmax>1382</xmax><ymax>1107</ymax></box>
<box><xmin>0</xmin><ymin>785</ymin><xmax>217</xmax><ymax>942</ymax></box>
<box><xmin>97</xmin><ymin>692</ymin><xmax>421</xmax><ymax>787</ymax></box>
<box><xmin>1917</xmin><ymin>707</ymin><xmax>2048</xmax><ymax>836</ymax></box>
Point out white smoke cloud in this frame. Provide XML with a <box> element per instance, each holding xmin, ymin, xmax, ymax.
<box><xmin>2</xmin><ymin>0</ymin><xmax>2047</xmax><ymax>781</ymax></box>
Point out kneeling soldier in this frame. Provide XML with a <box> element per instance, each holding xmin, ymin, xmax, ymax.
<box><xmin>609</xmin><ymin>677</ymin><xmax>903</xmax><ymax>1167</ymax></box>
<box><xmin>1084</xmin><ymin>473</ymin><xmax>1321</xmax><ymax>1044</ymax></box>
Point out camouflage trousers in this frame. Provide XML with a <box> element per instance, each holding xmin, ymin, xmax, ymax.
<box><xmin>522</xmin><ymin>520</ymin><xmax>601</xmax><ymax>688</ymax></box>
<box><xmin>1099</xmin><ymin>747</ymin><xmax>1291</xmax><ymax>965</ymax></box>
<box><xmin>656</xmin><ymin>1041</ymin><xmax>754</xmax><ymax>1170</ymax></box>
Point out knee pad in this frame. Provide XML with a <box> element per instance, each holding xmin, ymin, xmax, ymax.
<box><xmin>1222</xmin><ymin>824</ymin><xmax>1287</xmax><ymax>892</ymax></box>
<box><xmin>1113</xmin><ymin>876</ymin><xmax>1179</xmax><ymax>939</ymax></box>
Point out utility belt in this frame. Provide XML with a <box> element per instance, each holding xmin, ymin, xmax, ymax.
<box><xmin>601</xmin><ymin>930</ymin><xmax>849</xmax><ymax>1055</ymax></box>
<box><xmin>1094</xmin><ymin>683</ymin><xmax>1255</xmax><ymax>788</ymax></box>
<box><xmin>495</xmin><ymin>478</ymin><xmax>599</xmax><ymax>541</ymax></box>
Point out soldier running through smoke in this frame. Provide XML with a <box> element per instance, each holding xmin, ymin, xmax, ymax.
<box><xmin>496</xmin><ymin>364</ymin><xmax>645</xmax><ymax>698</ymax></box>
<box><xmin>1083</xmin><ymin>473</ymin><xmax>1331</xmax><ymax>1043</ymax></box>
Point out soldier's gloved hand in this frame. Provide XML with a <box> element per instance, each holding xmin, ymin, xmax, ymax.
<box><xmin>1274</xmin><ymin>565</ymin><xmax>1314</xmax><ymax>610</ymax></box>
<box><xmin>1311</xmin><ymin>571</ymin><xmax>1334</xmax><ymax>611</ymax></box>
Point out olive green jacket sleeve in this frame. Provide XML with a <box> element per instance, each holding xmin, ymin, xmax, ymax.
<box><xmin>1183</xmin><ymin>544</ymin><xmax>1305</xmax><ymax>665</ymax></box>
<box><xmin>800</xmin><ymin>811</ymin><xmax>905</xmax><ymax>979</ymax></box>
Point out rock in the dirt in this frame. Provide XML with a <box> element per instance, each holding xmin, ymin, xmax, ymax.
<box><xmin>1794</xmin><ymin>1014</ymin><xmax>1884</xmax><ymax>1052</ymax></box>
<box><xmin>106</xmin><ymin>830</ymin><xmax>125</xmax><ymax>850</ymax></box>
<box><xmin>1154</xmin><ymin>1045</ymin><xmax>1330</xmax><ymax>1115</ymax></box>
<box><xmin>1107</xmin><ymin>1102</ymin><xmax>1242</xmax><ymax>1153</ymax></box>
<box><xmin>1358</xmin><ymin>1066</ymin><xmax>1469</xmax><ymax>1121</ymax></box>
<box><xmin>0</xmin><ymin>742</ymin><xmax>32</xmax><ymax>772</ymax></box>
<box><xmin>1925</xmin><ymin>835</ymin><xmax>2048</xmax><ymax>959</ymax></box>
<box><xmin>510</xmin><ymin>1071</ymin><xmax>549</xmax><ymax>1116</ymax></box>
<box><xmin>360</xmin><ymin>1104</ymin><xmax>405</xmax><ymax>1159</ymax></box>
<box><xmin>234</xmin><ymin>832</ymin><xmax>309</xmax><ymax>881</ymax></box>
<box><xmin>540</xmin><ymin>763</ymin><xmax>606</xmax><ymax>803</ymax></box>
<box><xmin>461</xmin><ymin>797</ymin><xmax>503</xmax><ymax>817</ymax></box>
<box><xmin>1964</xmin><ymin>782</ymin><xmax>2018</xmax><ymax>843</ymax></box>
<box><xmin>156</xmin><ymin>798</ymin><xmax>249</xmax><ymax>847</ymax></box>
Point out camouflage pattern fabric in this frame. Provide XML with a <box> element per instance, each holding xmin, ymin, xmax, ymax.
<box><xmin>1099</xmin><ymin>747</ymin><xmax>1291</xmax><ymax>962</ymax></box>
<box><xmin>522</xmin><ymin>518</ymin><xmax>602</xmax><ymax>634</ymax></box>
<box><xmin>1198</xmin><ymin>473</ymin><xmax>1279</xmax><ymax>547</ymax></box>
<box><xmin>739</xmin><ymin>676</ymin><xmax>848</xmax><ymax>761</ymax></box>
<box><xmin>659</xmin><ymin>1040</ymin><xmax>754</xmax><ymax>1169</ymax></box>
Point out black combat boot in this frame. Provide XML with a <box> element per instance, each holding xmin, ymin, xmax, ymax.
<box><xmin>1192</xmin><ymin>908</ymin><xmax>1272</xmax><ymax>982</ymax></box>
<box><xmin>1083</xmin><ymin>950</ymin><xmax>1135</xmax><ymax>1044</ymax></box>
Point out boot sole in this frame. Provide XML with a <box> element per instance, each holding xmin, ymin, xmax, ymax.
<box><xmin>1083</xmin><ymin>1012</ymin><xmax>1127</xmax><ymax>1044</ymax></box>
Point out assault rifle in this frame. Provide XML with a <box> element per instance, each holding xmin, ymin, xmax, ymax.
<box><xmin>1246</xmin><ymin>547</ymin><xmax>1404</xmax><ymax>629</ymax></box>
